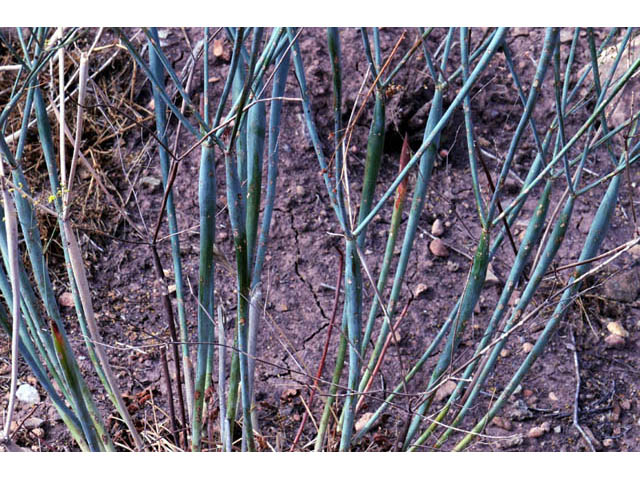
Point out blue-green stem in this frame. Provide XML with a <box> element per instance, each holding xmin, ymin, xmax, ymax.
<box><xmin>485</xmin><ymin>28</ymin><xmax>557</xmax><ymax>223</ymax></box>
<box><xmin>327</xmin><ymin>28</ymin><xmax>349</xmax><ymax>232</ymax></box>
<box><xmin>148</xmin><ymin>27</ymin><xmax>193</xmax><ymax>423</ymax></box>
<box><xmin>224</xmin><ymin>150</ymin><xmax>255</xmax><ymax>451</ymax></box>
<box><xmin>361</xmin><ymin>133</ymin><xmax>408</xmax><ymax>356</ymax></box>
<box><xmin>492</xmin><ymin>52</ymin><xmax>640</xmax><ymax>227</ymax></box>
<box><xmin>286</xmin><ymin>27</ymin><xmax>347</xmax><ymax>232</ymax></box>
<box><xmin>251</xmin><ymin>49</ymin><xmax>290</xmax><ymax>284</ymax></box>
<box><xmin>455</xmin><ymin>166</ymin><xmax>622</xmax><ymax>451</ymax></box>
<box><xmin>245</xmin><ymin>79</ymin><xmax>266</xmax><ymax>270</ymax></box>
<box><xmin>338</xmin><ymin>239</ymin><xmax>363</xmax><ymax>451</ymax></box>
<box><xmin>353</xmin><ymin>28</ymin><xmax>508</xmax><ymax>238</ymax></box>
<box><xmin>356</xmin><ymin>32</ymin><xmax>449</xmax><ymax>404</ymax></box>
<box><xmin>403</xmin><ymin>229</ymin><xmax>490</xmax><ymax>449</ymax></box>
<box><xmin>460</xmin><ymin>27</ymin><xmax>487</xmax><ymax>225</ymax></box>
<box><xmin>192</xmin><ymin>143</ymin><xmax>216</xmax><ymax>450</ymax></box>
<box><xmin>226</xmin><ymin>28</ymin><xmax>264</xmax><ymax>155</ymax></box>
<box><xmin>418</xmin><ymin>180</ymin><xmax>553</xmax><ymax>450</ymax></box>
<box><xmin>247</xmin><ymin>49</ymin><xmax>291</xmax><ymax>439</ymax></box>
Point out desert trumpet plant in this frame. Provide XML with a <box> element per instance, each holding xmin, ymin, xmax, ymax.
<box><xmin>2</xmin><ymin>26</ymin><xmax>640</xmax><ymax>452</ymax></box>
<box><xmin>292</xmin><ymin>27</ymin><xmax>640</xmax><ymax>451</ymax></box>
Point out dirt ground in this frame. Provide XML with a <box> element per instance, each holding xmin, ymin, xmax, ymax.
<box><xmin>2</xmin><ymin>27</ymin><xmax>640</xmax><ymax>452</ymax></box>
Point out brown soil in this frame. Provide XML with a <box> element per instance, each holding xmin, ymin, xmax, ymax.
<box><xmin>2</xmin><ymin>27</ymin><xmax>640</xmax><ymax>452</ymax></box>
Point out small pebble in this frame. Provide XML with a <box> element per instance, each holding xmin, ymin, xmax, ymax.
<box><xmin>434</xmin><ymin>380</ymin><xmax>457</xmax><ymax>402</ymax></box>
<box><xmin>429</xmin><ymin>238</ymin><xmax>449</xmax><ymax>258</ymax></box>
<box><xmin>607</xmin><ymin>321</ymin><xmax>629</xmax><ymax>338</ymax></box>
<box><xmin>603</xmin><ymin>438</ymin><xmax>615</xmax><ymax>448</ymax></box>
<box><xmin>605</xmin><ymin>333</ymin><xmax>626</xmax><ymax>349</ymax></box>
<box><xmin>501</xmin><ymin>434</ymin><xmax>523</xmax><ymax>449</ymax></box>
<box><xmin>522</xmin><ymin>342</ymin><xmax>534</xmax><ymax>353</ymax></box>
<box><xmin>276</xmin><ymin>303</ymin><xmax>289</xmax><ymax>312</ymax></box>
<box><xmin>477</xmin><ymin>136</ymin><xmax>491</xmax><ymax>147</ymax></box>
<box><xmin>446</xmin><ymin>261</ymin><xmax>459</xmax><ymax>272</ymax></box>
<box><xmin>491</xmin><ymin>416</ymin><xmax>513</xmax><ymax>431</ymax></box>
<box><xmin>212</xmin><ymin>39</ymin><xmax>228</xmax><ymax>59</ymax></box>
<box><xmin>548</xmin><ymin>392</ymin><xmax>559</xmax><ymax>402</ymax></box>
<box><xmin>602</xmin><ymin>271</ymin><xmax>640</xmax><ymax>302</ymax></box>
<box><xmin>355</xmin><ymin>412</ymin><xmax>374</xmax><ymax>432</ymax></box>
<box><xmin>16</xmin><ymin>384</ymin><xmax>39</xmax><ymax>404</ymax></box>
<box><xmin>527</xmin><ymin>421</ymin><xmax>551</xmax><ymax>438</ymax></box>
<box><xmin>280</xmin><ymin>388</ymin><xmax>298</xmax><ymax>401</ymax></box>
<box><xmin>485</xmin><ymin>264</ymin><xmax>500</xmax><ymax>285</ymax></box>
<box><xmin>560</xmin><ymin>28</ymin><xmax>574</xmax><ymax>43</ymax></box>
<box><xmin>47</xmin><ymin>406</ymin><xmax>61</xmax><ymax>422</ymax></box>
<box><xmin>512</xmin><ymin>28</ymin><xmax>530</xmax><ymax>38</ymax></box>
<box><xmin>140</xmin><ymin>176</ymin><xmax>162</xmax><ymax>189</ymax></box>
<box><xmin>431</xmin><ymin>218</ymin><xmax>445</xmax><ymax>237</ymax></box>
<box><xmin>58</xmin><ymin>292</ymin><xmax>74</xmax><ymax>308</ymax></box>
<box><xmin>526</xmin><ymin>395</ymin><xmax>538</xmax><ymax>407</ymax></box>
<box><xmin>414</xmin><ymin>283</ymin><xmax>429</xmax><ymax>298</ymax></box>
<box><xmin>390</xmin><ymin>331</ymin><xmax>403</xmax><ymax>346</ymax></box>
<box><xmin>629</xmin><ymin>244</ymin><xmax>640</xmax><ymax>260</ymax></box>
<box><xmin>527</xmin><ymin>427</ymin><xmax>545</xmax><ymax>438</ymax></box>
<box><xmin>296</xmin><ymin>185</ymin><xmax>305</xmax><ymax>196</ymax></box>
<box><xmin>24</xmin><ymin>417</ymin><xmax>45</xmax><ymax>429</ymax></box>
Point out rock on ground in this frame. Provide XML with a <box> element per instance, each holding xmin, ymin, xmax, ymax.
<box><xmin>16</xmin><ymin>383</ymin><xmax>40</xmax><ymax>404</ymax></box>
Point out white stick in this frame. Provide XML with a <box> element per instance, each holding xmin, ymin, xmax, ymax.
<box><xmin>57</xmin><ymin>28</ymin><xmax>67</xmax><ymax>188</ymax></box>
<box><xmin>52</xmin><ymin>56</ymin><xmax>146</xmax><ymax>448</ymax></box>
<box><xmin>65</xmin><ymin>53</ymin><xmax>89</xmax><ymax>209</ymax></box>
<box><xmin>0</xmin><ymin>161</ymin><xmax>21</xmax><ymax>442</ymax></box>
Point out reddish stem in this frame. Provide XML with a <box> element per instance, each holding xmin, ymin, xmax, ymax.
<box><xmin>290</xmin><ymin>247</ymin><xmax>344</xmax><ymax>451</ymax></box>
